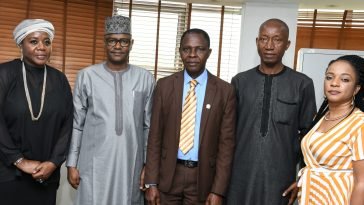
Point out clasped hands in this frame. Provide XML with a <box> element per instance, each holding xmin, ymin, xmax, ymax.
<box><xmin>15</xmin><ymin>159</ymin><xmax>56</xmax><ymax>183</ymax></box>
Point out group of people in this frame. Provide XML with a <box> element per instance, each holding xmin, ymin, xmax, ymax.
<box><xmin>0</xmin><ymin>14</ymin><xmax>363</xmax><ymax>205</ymax></box>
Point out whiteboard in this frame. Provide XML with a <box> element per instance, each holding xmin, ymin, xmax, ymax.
<box><xmin>296</xmin><ymin>48</ymin><xmax>364</xmax><ymax>108</ymax></box>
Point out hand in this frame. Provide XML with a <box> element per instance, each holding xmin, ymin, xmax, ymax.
<box><xmin>67</xmin><ymin>166</ymin><xmax>80</xmax><ymax>189</ymax></box>
<box><xmin>15</xmin><ymin>159</ymin><xmax>41</xmax><ymax>175</ymax></box>
<box><xmin>205</xmin><ymin>193</ymin><xmax>223</xmax><ymax>205</ymax></box>
<box><xmin>139</xmin><ymin>166</ymin><xmax>146</xmax><ymax>191</ymax></box>
<box><xmin>32</xmin><ymin>161</ymin><xmax>57</xmax><ymax>181</ymax></box>
<box><xmin>145</xmin><ymin>186</ymin><xmax>161</xmax><ymax>205</ymax></box>
<box><xmin>282</xmin><ymin>182</ymin><xmax>298</xmax><ymax>205</ymax></box>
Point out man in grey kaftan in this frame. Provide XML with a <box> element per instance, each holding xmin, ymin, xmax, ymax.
<box><xmin>227</xmin><ymin>19</ymin><xmax>316</xmax><ymax>205</ymax></box>
<box><xmin>66</xmin><ymin>15</ymin><xmax>155</xmax><ymax>205</ymax></box>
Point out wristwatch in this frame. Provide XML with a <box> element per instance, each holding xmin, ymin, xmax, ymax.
<box><xmin>144</xmin><ymin>184</ymin><xmax>157</xmax><ymax>189</ymax></box>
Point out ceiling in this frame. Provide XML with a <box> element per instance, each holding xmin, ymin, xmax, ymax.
<box><xmin>298</xmin><ymin>0</ymin><xmax>364</xmax><ymax>10</ymax></box>
<box><xmin>177</xmin><ymin>0</ymin><xmax>364</xmax><ymax>10</ymax></box>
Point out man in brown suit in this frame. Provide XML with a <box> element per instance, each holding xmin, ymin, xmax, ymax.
<box><xmin>144</xmin><ymin>28</ymin><xmax>236</xmax><ymax>205</ymax></box>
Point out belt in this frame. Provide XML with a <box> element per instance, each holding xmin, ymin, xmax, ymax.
<box><xmin>297</xmin><ymin>167</ymin><xmax>353</xmax><ymax>205</ymax></box>
<box><xmin>177</xmin><ymin>159</ymin><xmax>198</xmax><ymax>168</ymax></box>
<box><xmin>298</xmin><ymin>167</ymin><xmax>353</xmax><ymax>187</ymax></box>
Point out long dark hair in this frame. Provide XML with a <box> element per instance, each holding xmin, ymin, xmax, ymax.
<box><xmin>310</xmin><ymin>55</ymin><xmax>364</xmax><ymax>128</ymax></box>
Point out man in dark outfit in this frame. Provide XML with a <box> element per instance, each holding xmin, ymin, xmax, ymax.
<box><xmin>226</xmin><ymin>18</ymin><xmax>316</xmax><ymax>205</ymax></box>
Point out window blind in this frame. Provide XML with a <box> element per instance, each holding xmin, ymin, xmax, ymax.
<box><xmin>0</xmin><ymin>0</ymin><xmax>113</xmax><ymax>88</ymax></box>
<box><xmin>295</xmin><ymin>9</ymin><xmax>364</xmax><ymax>67</ymax></box>
<box><xmin>114</xmin><ymin>0</ymin><xmax>242</xmax><ymax>82</ymax></box>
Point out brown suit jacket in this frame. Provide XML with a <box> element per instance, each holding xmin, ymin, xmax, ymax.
<box><xmin>145</xmin><ymin>70</ymin><xmax>236</xmax><ymax>201</ymax></box>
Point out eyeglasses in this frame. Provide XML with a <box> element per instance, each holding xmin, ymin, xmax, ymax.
<box><xmin>105</xmin><ymin>38</ymin><xmax>131</xmax><ymax>47</ymax></box>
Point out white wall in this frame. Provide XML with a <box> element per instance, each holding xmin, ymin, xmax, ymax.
<box><xmin>238</xmin><ymin>1</ymin><xmax>299</xmax><ymax>73</ymax></box>
<box><xmin>56</xmin><ymin>164</ymin><xmax>76</xmax><ymax>205</ymax></box>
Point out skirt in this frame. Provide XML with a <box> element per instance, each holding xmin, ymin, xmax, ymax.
<box><xmin>0</xmin><ymin>175</ymin><xmax>58</xmax><ymax>205</ymax></box>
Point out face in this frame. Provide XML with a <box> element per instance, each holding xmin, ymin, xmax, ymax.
<box><xmin>20</xmin><ymin>31</ymin><xmax>52</xmax><ymax>67</ymax></box>
<box><xmin>324</xmin><ymin>60</ymin><xmax>360</xmax><ymax>105</ymax></box>
<box><xmin>256</xmin><ymin>21</ymin><xmax>290</xmax><ymax>66</ymax></box>
<box><xmin>179</xmin><ymin>33</ymin><xmax>211</xmax><ymax>78</ymax></box>
<box><xmin>105</xmin><ymin>33</ymin><xmax>133</xmax><ymax>65</ymax></box>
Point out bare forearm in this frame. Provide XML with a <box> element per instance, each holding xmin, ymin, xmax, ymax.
<box><xmin>351</xmin><ymin>183</ymin><xmax>364</xmax><ymax>205</ymax></box>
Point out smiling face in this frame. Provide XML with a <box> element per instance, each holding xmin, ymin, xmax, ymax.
<box><xmin>105</xmin><ymin>33</ymin><xmax>133</xmax><ymax>66</ymax></box>
<box><xmin>256</xmin><ymin>20</ymin><xmax>290</xmax><ymax>67</ymax></box>
<box><xmin>179</xmin><ymin>32</ymin><xmax>211</xmax><ymax>78</ymax></box>
<box><xmin>324</xmin><ymin>60</ymin><xmax>361</xmax><ymax>105</ymax></box>
<box><xmin>20</xmin><ymin>31</ymin><xmax>52</xmax><ymax>67</ymax></box>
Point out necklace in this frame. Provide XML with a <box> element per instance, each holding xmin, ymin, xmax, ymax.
<box><xmin>324</xmin><ymin>106</ymin><xmax>354</xmax><ymax>121</ymax></box>
<box><xmin>22</xmin><ymin>62</ymin><xmax>47</xmax><ymax>121</ymax></box>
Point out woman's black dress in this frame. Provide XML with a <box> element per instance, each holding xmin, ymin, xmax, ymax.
<box><xmin>0</xmin><ymin>59</ymin><xmax>73</xmax><ymax>205</ymax></box>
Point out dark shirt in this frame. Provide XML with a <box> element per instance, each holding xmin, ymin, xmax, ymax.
<box><xmin>0</xmin><ymin>59</ymin><xmax>73</xmax><ymax>183</ymax></box>
<box><xmin>227</xmin><ymin>66</ymin><xmax>316</xmax><ymax>205</ymax></box>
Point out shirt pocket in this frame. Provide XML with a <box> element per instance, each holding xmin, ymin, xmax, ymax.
<box><xmin>274</xmin><ymin>95</ymin><xmax>298</xmax><ymax>125</ymax></box>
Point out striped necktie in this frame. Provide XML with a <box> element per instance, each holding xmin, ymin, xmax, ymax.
<box><xmin>179</xmin><ymin>79</ymin><xmax>198</xmax><ymax>154</ymax></box>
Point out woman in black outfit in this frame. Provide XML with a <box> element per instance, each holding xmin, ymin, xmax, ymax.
<box><xmin>0</xmin><ymin>19</ymin><xmax>73</xmax><ymax>205</ymax></box>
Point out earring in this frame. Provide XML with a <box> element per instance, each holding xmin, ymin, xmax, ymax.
<box><xmin>20</xmin><ymin>48</ymin><xmax>23</xmax><ymax>61</ymax></box>
<box><xmin>48</xmin><ymin>47</ymin><xmax>52</xmax><ymax>63</ymax></box>
<box><xmin>352</xmin><ymin>95</ymin><xmax>355</xmax><ymax>106</ymax></box>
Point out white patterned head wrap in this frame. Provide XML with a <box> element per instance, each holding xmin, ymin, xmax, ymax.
<box><xmin>13</xmin><ymin>19</ymin><xmax>55</xmax><ymax>46</ymax></box>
